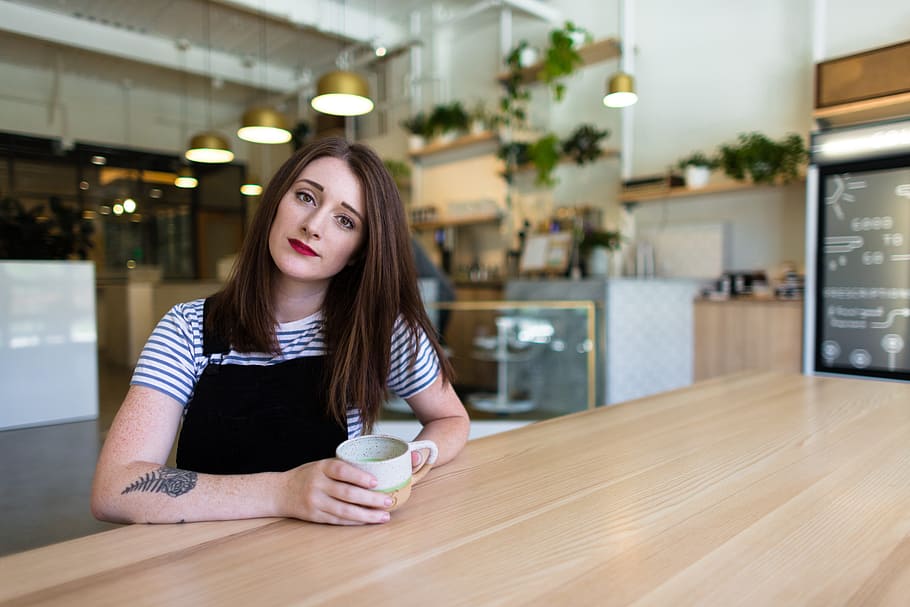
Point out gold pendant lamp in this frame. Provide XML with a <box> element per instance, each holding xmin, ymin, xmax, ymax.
<box><xmin>186</xmin><ymin>2</ymin><xmax>233</xmax><ymax>163</ymax></box>
<box><xmin>238</xmin><ymin>106</ymin><xmax>291</xmax><ymax>144</ymax></box>
<box><xmin>603</xmin><ymin>71</ymin><xmax>638</xmax><ymax>108</ymax></box>
<box><xmin>174</xmin><ymin>165</ymin><xmax>198</xmax><ymax>188</ymax></box>
<box><xmin>237</xmin><ymin>7</ymin><xmax>292</xmax><ymax>144</ymax></box>
<box><xmin>311</xmin><ymin>70</ymin><xmax>374</xmax><ymax>116</ymax></box>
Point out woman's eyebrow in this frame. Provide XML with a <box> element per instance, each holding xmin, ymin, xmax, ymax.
<box><xmin>341</xmin><ymin>202</ymin><xmax>364</xmax><ymax>223</ymax></box>
<box><xmin>300</xmin><ymin>178</ymin><xmax>324</xmax><ymax>191</ymax></box>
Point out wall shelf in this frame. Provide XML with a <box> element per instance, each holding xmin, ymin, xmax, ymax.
<box><xmin>513</xmin><ymin>148</ymin><xmax>621</xmax><ymax>175</ymax></box>
<box><xmin>496</xmin><ymin>38</ymin><xmax>621</xmax><ymax>85</ymax></box>
<box><xmin>620</xmin><ymin>178</ymin><xmax>804</xmax><ymax>204</ymax></box>
<box><xmin>409</xmin><ymin>132</ymin><xmax>499</xmax><ymax>160</ymax></box>
<box><xmin>410</xmin><ymin>212</ymin><xmax>503</xmax><ymax>231</ymax></box>
<box><xmin>813</xmin><ymin>91</ymin><xmax>910</xmax><ymax>128</ymax></box>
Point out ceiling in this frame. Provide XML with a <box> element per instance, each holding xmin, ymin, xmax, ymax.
<box><xmin>2</xmin><ymin>0</ymin><xmax>564</xmax><ymax>97</ymax></box>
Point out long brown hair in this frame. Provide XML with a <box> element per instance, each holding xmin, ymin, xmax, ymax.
<box><xmin>208</xmin><ymin>137</ymin><xmax>453</xmax><ymax>432</ymax></box>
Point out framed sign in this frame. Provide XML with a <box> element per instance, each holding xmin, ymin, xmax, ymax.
<box><xmin>519</xmin><ymin>233</ymin><xmax>572</xmax><ymax>275</ymax></box>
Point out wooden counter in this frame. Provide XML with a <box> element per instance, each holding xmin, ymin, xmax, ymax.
<box><xmin>695</xmin><ymin>297</ymin><xmax>803</xmax><ymax>380</ymax></box>
<box><xmin>3</xmin><ymin>372</ymin><xmax>910</xmax><ymax>606</ymax></box>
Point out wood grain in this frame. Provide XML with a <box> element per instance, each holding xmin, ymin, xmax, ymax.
<box><xmin>3</xmin><ymin>372</ymin><xmax>910</xmax><ymax>606</ymax></box>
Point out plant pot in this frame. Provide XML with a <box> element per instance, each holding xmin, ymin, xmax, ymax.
<box><xmin>433</xmin><ymin>131</ymin><xmax>458</xmax><ymax>146</ymax></box>
<box><xmin>519</xmin><ymin>46</ymin><xmax>539</xmax><ymax>67</ymax></box>
<box><xmin>684</xmin><ymin>165</ymin><xmax>711</xmax><ymax>189</ymax></box>
<box><xmin>408</xmin><ymin>135</ymin><xmax>426</xmax><ymax>152</ymax></box>
<box><xmin>587</xmin><ymin>246</ymin><xmax>610</xmax><ymax>277</ymax></box>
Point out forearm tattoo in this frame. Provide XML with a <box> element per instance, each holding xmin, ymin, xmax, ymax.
<box><xmin>121</xmin><ymin>466</ymin><xmax>197</xmax><ymax>497</ymax></box>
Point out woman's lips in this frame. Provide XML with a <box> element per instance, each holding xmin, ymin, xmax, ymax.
<box><xmin>288</xmin><ymin>239</ymin><xmax>318</xmax><ymax>257</ymax></box>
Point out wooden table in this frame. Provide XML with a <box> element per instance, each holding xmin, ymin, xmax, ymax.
<box><xmin>3</xmin><ymin>372</ymin><xmax>910</xmax><ymax>606</ymax></box>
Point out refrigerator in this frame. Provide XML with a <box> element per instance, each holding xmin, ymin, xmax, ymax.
<box><xmin>805</xmin><ymin>119</ymin><xmax>910</xmax><ymax>381</ymax></box>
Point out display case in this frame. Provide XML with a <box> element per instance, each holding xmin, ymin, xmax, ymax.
<box><xmin>428</xmin><ymin>300</ymin><xmax>596</xmax><ymax>421</ymax></box>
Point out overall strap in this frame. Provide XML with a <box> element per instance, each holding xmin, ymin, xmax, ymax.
<box><xmin>202</xmin><ymin>297</ymin><xmax>231</xmax><ymax>356</ymax></box>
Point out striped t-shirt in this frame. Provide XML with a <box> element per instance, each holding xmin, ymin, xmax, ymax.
<box><xmin>131</xmin><ymin>298</ymin><xmax>440</xmax><ymax>437</ymax></box>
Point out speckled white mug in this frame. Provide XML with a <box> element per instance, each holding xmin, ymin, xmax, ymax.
<box><xmin>335</xmin><ymin>434</ymin><xmax>438</xmax><ymax>511</ymax></box>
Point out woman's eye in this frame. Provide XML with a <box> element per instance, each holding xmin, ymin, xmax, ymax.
<box><xmin>337</xmin><ymin>215</ymin><xmax>355</xmax><ymax>230</ymax></box>
<box><xmin>296</xmin><ymin>191</ymin><xmax>315</xmax><ymax>205</ymax></box>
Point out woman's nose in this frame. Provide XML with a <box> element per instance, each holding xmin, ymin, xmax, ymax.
<box><xmin>301</xmin><ymin>213</ymin><xmax>323</xmax><ymax>239</ymax></box>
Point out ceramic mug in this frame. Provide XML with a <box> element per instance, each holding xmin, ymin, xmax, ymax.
<box><xmin>335</xmin><ymin>434</ymin><xmax>438</xmax><ymax>511</ymax></box>
<box><xmin>335</xmin><ymin>434</ymin><xmax>439</xmax><ymax>512</ymax></box>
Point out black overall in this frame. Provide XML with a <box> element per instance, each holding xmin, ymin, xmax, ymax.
<box><xmin>175</xmin><ymin>299</ymin><xmax>348</xmax><ymax>475</ymax></box>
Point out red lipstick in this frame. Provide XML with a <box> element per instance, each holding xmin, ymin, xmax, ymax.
<box><xmin>288</xmin><ymin>239</ymin><xmax>318</xmax><ymax>257</ymax></box>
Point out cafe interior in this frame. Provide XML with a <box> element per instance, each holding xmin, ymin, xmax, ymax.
<box><xmin>3</xmin><ymin>0</ymin><xmax>910</xmax><ymax>602</ymax></box>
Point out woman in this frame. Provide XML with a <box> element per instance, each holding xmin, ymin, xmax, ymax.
<box><xmin>92</xmin><ymin>137</ymin><xmax>470</xmax><ymax>526</ymax></box>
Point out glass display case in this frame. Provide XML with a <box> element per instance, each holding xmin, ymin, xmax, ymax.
<box><xmin>384</xmin><ymin>300</ymin><xmax>596</xmax><ymax>422</ymax></box>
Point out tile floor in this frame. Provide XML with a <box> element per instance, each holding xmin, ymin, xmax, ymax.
<box><xmin>0</xmin><ymin>357</ymin><xmax>530</xmax><ymax>557</ymax></box>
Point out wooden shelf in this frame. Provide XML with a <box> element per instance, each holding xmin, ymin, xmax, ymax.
<box><xmin>513</xmin><ymin>148</ymin><xmax>621</xmax><ymax>174</ymax></box>
<box><xmin>408</xmin><ymin>132</ymin><xmax>499</xmax><ymax>160</ymax></box>
<box><xmin>813</xmin><ymin>91</ymin><xmax>910</xmax><ymax>128</ymax></box>
<box><xmin>620</xmin><ymin>178</ymin><xmax>804</xmax><ymax>204</ymax></box>
<box><xmin>410</xmin><ymin>212</ymin><xmax>502</xmax><ymax>231</ymax></box>
<box><xmin>496</xmin><ymin>38</ymin><xmax>621</xmax><ymax>85</ymax></box>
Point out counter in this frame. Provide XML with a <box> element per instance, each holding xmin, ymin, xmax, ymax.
<box><xmin>506</xmin><ymin>277</ymin><xmax>701</xmax><ymax>405</ymax></box>
<box><xmin>4</xmin><ymin>372</ymin><xmax>910</xmax><ymax>605</ymax></box>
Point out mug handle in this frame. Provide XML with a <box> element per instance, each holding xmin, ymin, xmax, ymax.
<box><xmin>408</xmin><ymin>439</ymin><xmax>438</xmax><ymax>483</ymax></box>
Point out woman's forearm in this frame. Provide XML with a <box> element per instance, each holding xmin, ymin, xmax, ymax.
<box><xmin>413</xmin><ymin>414</ymin><xmax>470</xmax><ymax>466</ymax></box>
<box><xmin>91</xmin><ymin>461</ymin><xmax>285</xmax><ymax>524</ymax></box>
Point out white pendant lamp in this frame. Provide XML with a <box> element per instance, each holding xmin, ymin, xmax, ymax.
<box><xmin>311</xmin><ymin>70</ymin><xmax>374</xmax><ymax>116</ymax></box>
<box><xmin>238</xmin><ymin>106</ymin><xmax>292</xmax><ymax>144</ymax></box>
<box><xmin>603</xmin><ymin>71</ymin><xmax>638</xmax><ymax>108</ymax></box>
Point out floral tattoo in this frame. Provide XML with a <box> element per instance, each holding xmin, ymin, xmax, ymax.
<box><xmin>121</xmin><ymin>466</ymin><xmax>197</xmax><ymax>497</ymax></box>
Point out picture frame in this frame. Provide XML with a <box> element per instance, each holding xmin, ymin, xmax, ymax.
<box><xmin>519</xmin><ymin>233</ymin><xmax>572</xmax><ymax>275</ymax></box>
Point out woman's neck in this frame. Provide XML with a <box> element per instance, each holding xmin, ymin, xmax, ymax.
<box><xmin>271</xmin><ymin>278</ymin><xmax>329</xmax><ymax>323</ymax></box>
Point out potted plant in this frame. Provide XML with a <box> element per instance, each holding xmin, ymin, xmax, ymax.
<box><xmin>428</xmin><ymin>102</ymin><xmax>470</xmax><ymax>144</ymax></box>
<box><xmin>498</xmin><ymin>141</ymin><xmax>531</xmax><ymax>184</ymax></box>
<box><xmin>468</xmin><ymin>100</ymin><xmax>493</xmax><ymax>135</ymax></box>
<box><xmin>676</xmin><ymin>151</ymin><xmax>718</xmax><ymax>189</ymax></box>
<box><xmin>717</xmin><ymin>132</ymin><xmax>807</xmax><ymax>184</ymax></box>
<box><xmin>579</xmin><ymin>229</ymin><xmax>622</xmax><ymax>277</ymax></box>
<box><xmin>562</xmin><ymin>124</ymin><xmax>610</xmax><ymax>165</ymax></box>
<box><xmin>539</xmin><ymin>22</ymin><xmax>591</xmax><ymax>101</ymax></box>
<box><xmin>400</xmin><ymin>112</ymin><xmax>431</xmax><ymax>151</ymax></box>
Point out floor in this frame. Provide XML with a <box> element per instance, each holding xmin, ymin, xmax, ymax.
<box><xmin>0</xmin><ymin>357</ymin><xmax>528</xmax><ymax>557</ymax></box>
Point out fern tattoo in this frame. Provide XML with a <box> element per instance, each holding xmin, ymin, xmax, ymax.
<box><xmin>121</xmin><ymin>466</ymin><xmax>197</xmax><ymax>497</ymax></box>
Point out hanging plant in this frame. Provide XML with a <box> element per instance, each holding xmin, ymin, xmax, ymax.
<box><xmin>528</xmin><ymin>134</ymin><xmax>562</xmax><ymax>187</ymax></box>
<box><xmin>562</xmin><ymin>124</ymin><xmax>610</xmax><ymax>165</ymax></box>
<box><xmin>539</xmin><ymin>22</ymin><xmax>591</xmax><ymax>101</ymax></box>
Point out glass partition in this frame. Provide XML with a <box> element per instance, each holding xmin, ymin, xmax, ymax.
<box><xmin>383</xmin><ymin>300</ymin><xmax>596</xmax><ymax>422</ymax></box>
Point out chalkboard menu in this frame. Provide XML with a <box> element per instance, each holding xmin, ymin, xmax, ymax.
<box><xmin>817</xmin><ymin>155</ymin><xmax>910</xmax><ymax>380</ymax></box>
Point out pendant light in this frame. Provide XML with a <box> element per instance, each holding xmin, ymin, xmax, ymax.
<box><xmin>310</xmin><ymin>1</ymin><xmax>373</xmax><ymax>117</ymax></box>
<box><xmin>311</xmin><ymin>70</ymin><xmax>374</xmax><ymax>116</ymax></box>
<box><xmin>237</xmin><ymin>6</ymin><xmax>292</xmax><ymax>144</ymax></box>
<box><xmin>603</xmin><ymin>71</ymin><xmax>638</xmax><ymax>108</ymax></box>
<box><xmin>174</xmin><ymin>40</ymin><xmax>198</xmax><ymax>188</ymax></box>
<box><xmin>175</xmin><ymin>166</ymin><xmax>198</xmax><ymax>188</ymax></box>
<box><xmin>603</xmin><ymin>0</ymin><xmax>638</xmax><ymax>109</ymax></box>
<box><xmin>186</xmin><ymin>2</ymin><xmax>234</xmax><ymax>163</ymax></box>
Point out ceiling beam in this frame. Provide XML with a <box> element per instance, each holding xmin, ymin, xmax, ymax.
<box><xmin>214</xmin><ymin>0</ymin><xmax>407</xmax><ymax>49</ymax></box>
<box><xmin>0</xmin><ymin>0</ymin><xmax>300</xmax><ymax>92</ymax></box>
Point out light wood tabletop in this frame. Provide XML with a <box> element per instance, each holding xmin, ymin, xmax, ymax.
<box><xmin>3</xmin><ymin>371</ymin><xmax>910</xmax><ymax>606</ymax></box>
